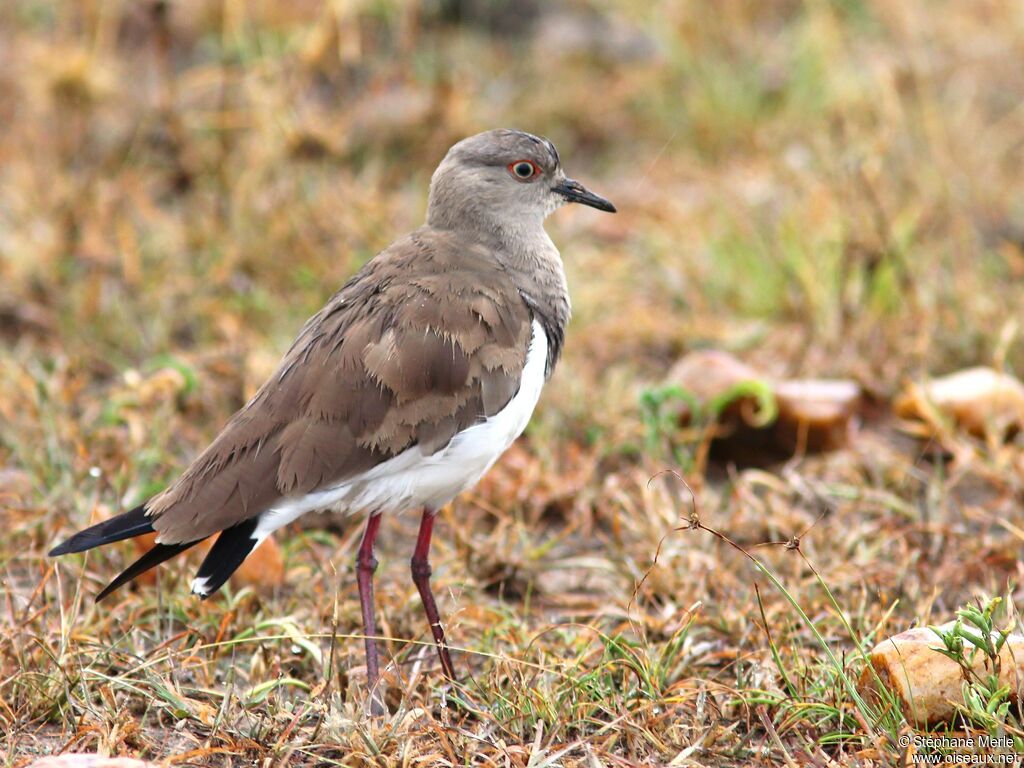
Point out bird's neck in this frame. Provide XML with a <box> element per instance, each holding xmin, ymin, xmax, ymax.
<box><xmin>497</xmin><ymin>221</ymin><xmax>572</xmax><ymax>376</ymax></box>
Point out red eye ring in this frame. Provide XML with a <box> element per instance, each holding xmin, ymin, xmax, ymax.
<box><xmin>508</xmin><ymin>160</ymin><xmax>540</xmax><ymax>180</ymax></box>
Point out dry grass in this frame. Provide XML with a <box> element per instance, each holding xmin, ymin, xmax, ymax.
<box><xmin>2</xmin><ymin>0</ymin><xmax>1024</xmax><ymax>765</ymax></box>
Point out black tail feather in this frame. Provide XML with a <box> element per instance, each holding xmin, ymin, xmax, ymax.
<box><xmin>192</xmin><ymin>518</ymin><xmax>260</xmax><ymax>599</ymax></box>
<box><xmin>49</xmin><ymin>504</ymin><xmax>155</xmax><ymax>556</ymax></box>
<box><xmin>95</xmin><ymin>540</ymin><xmax>200</xmax><ymax>602</ymax></box>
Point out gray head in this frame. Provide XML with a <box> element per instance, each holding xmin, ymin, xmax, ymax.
<box><xmin>426</xmin><ymin>129</ymin><xmax>615</xmax><ymax>235</ymax></box>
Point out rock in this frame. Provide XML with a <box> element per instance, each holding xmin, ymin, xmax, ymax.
<box><xmin>773</xmin><ymin>379</ymin><xmax>862</xmax><ymax>452</ymax></box>
<box><xmin>895</xmin><ymin>367</ymin><xmax>1024</xmax><ymax>439</ymax></box>
<box><xmin>665</xmin><ymin>350</ymin><xmax>771</xmax><ymax>428</ymax></box>
<box><xmin>28</xmin><ymin>756</ymin><xmax>156</xmax><ymax>768</ymax></box>
<box><xmin>664</xmin><ymin>350</ymin><xmax>861</xmax><ymax>455</ymax></box>
<box><xmin>859</xmin><ymin>623</ymin><xmax>1024</xmax><ymax>726</ymax></box>
<box><xmin>667</xmin><ymin>350</ymin><xmax>761</xmax><ymax>406</ymax></box>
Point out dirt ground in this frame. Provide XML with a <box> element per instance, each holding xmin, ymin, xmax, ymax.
<box><xmin>2</xmin><ymin>1</ymin><xmax>1024</xmax><ymax>765</ymax></box>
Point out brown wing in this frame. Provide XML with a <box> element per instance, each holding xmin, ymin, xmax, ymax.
<box><xmin>148</xmin><ymin>228</ymin><xmax>533</xmax><ymax>544</ymax></box>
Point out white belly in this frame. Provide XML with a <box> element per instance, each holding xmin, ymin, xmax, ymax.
<box><xmin>250</xmin><ymin>319</ymin><xmax>548</xmax><ymax>542</ymax></box>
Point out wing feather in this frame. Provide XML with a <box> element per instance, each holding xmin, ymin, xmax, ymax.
<box><xmin>148</xmin><ymin>229</ymin><xmax>533</xmax><ymax>543</ymax></box>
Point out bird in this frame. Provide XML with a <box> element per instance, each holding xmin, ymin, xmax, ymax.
<box><xmin>48</xmin><ymin>128</ymin><xmax>616</xmax><ymax>703</ymax></box>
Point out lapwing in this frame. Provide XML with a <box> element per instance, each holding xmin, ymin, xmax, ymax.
<box><xmin>49</xmin><ymin>128</ymin><xmax>616</xmax><ymax>701</ymax></box>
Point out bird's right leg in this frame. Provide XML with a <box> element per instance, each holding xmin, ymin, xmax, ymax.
<box><xmin>356</xmin><ymin>513</ymin><xmax>384</xmax><ymax>707</ymax></box>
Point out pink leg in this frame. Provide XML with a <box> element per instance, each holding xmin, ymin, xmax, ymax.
<box><xmin>411</xmin><ymin>509</ymin><xmax>456</xmax><ymax>680</ymax></box>
<box><xmin>356</xmin><ymin>513</ymin><xmax>383</xmax><ymax>689</ymax></box>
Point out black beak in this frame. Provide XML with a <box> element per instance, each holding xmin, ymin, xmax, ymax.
<box><xmin>553</xmin><ymin>178</ymin><xmax>617</xmax><ymax>213</ymax></box>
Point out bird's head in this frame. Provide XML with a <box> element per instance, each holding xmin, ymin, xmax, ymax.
<box><xmin>427</xmin><ymin>129</ymin><xmax>615</xmax><ymax>233</ymax></box>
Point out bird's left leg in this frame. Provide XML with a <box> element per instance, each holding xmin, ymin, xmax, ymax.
<box><xmin>410</xmin><ymin>508</ymin><xmax>456</xmax><ymax>680</ymax></box>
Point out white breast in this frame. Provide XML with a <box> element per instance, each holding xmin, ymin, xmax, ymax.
<box><xmin>250</xmin><ymin>319</ymin><xmax>549</xmax><ymax>541</ymax></box>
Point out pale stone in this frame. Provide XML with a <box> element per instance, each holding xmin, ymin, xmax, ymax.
<box><xmin>895</xmin><ymin>367</ymin><xmax>1024</xmax><ymax>438</ymax></box>
<box><xmin>666</xmin><ymin>350</ymin><xmax>762</xmax><ymax>409</ymax></box>
<box><xmin>29</xmin><ymin>756</ymin><xmax>155</xmax><ymax>768</ymax></box>
<box><xmin>860</xmin><ymin>623</ymin><xmax>1024</xmax><ymax>726</ymax></box>
<box><xmin>773</xmin><ymin>379</ymin><xmax>862</xmax><ymax>452</ymax></box>
<box><xmin>665</xmin><ymin>350</ymin><xmax>768</xmax><ymax>427</ymax></box>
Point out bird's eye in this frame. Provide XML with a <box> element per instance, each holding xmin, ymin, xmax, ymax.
<box><xmin>508</xmin><ymin>160</ymin><xmax>540</xmax><ymax>180</ymax></box>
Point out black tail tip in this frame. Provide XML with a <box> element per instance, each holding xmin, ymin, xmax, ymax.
<box><xmin>48</xmin><ymin>537</ymin><xmax>83</xmax><ymax>557</ymax></box>
<box><xmin>47</xmin><ymin>531</ymin><xmax>101</xmax><ymax>557</ymax></box>
<box><xmin>47</xmin><ymin>504</ymin><xmax>154</xmax><ymax>558</ymax></box>
<box><xmin>95</xmin><ymin>585</ymin><xmax>116</xmax><ymax>603</ymax></box>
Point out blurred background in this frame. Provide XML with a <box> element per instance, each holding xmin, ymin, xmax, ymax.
<box><xmin>3</xmin><ymin>1</ymin><xmax>1023</xmax><ymax>416</ymax></box>
<box><xmin>2</xmin><ymin>0</ymin><xmax>1024</xmax><ymax>761</ymax></box>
